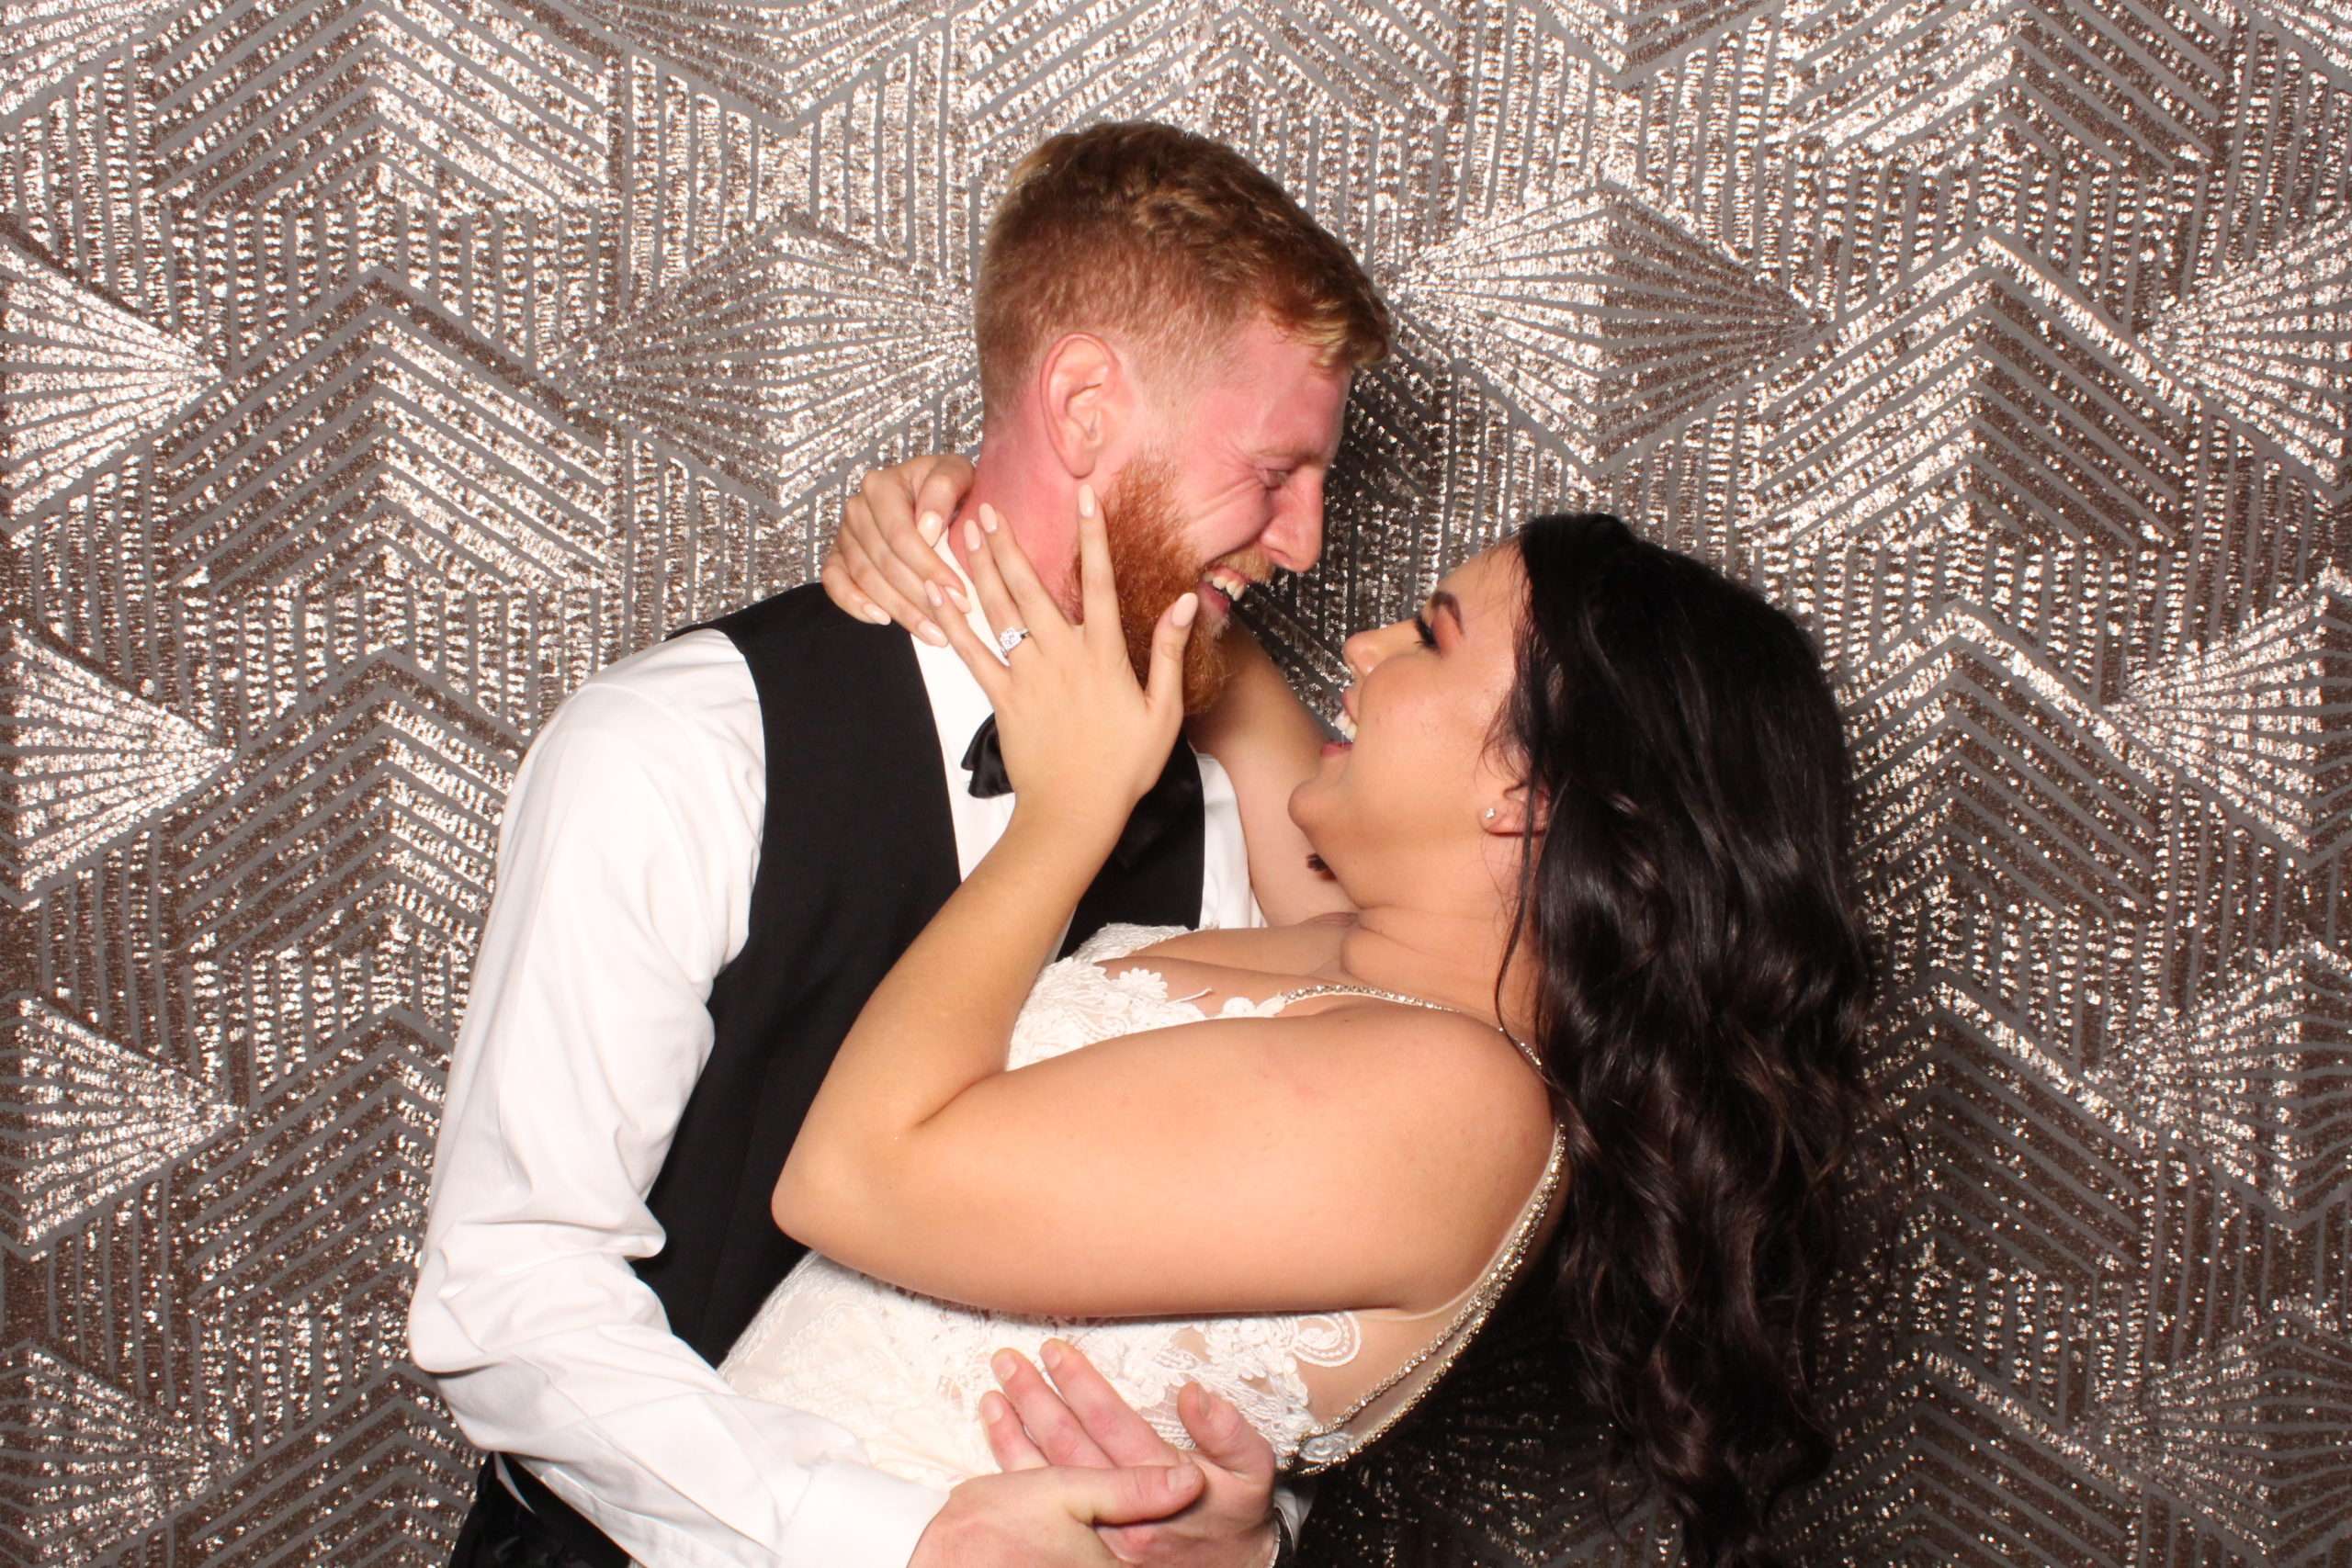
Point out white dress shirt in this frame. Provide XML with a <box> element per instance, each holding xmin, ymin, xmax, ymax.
<box><xmin>409</xmin><ymin>594</ymin><xmax>1259</xmax><ymax>1568</ymax></box>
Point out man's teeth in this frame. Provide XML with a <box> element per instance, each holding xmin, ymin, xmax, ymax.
<box><xmin>1206</xmin><ymin>568</ymin><xmax>1253</xmax><ymax>603</ymax></box>
<box><xmin>1334</xmin><ymin>711</ymin><xmax>1357</xmax><ymax>741</ymax></box>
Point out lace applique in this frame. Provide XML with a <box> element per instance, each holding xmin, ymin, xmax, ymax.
<box><xmin>718</xmin><ymin>919</ymin><xmax>1560</xmax><ymax>1488</ymax></box>
<box><xmin>718</xmin><ymin>920</ymin><xmax>1370</xmax><ymax>1487</ymax></box>
<box><xmin>721</xmin><ymin>1256</ymin><xmax>1363</xmax><ymax>1491</ymax></box>
<box><xmin>1006</xmin><ymin>923</ymin><xmax>1283</xmax><ymax>1068</ymax></box>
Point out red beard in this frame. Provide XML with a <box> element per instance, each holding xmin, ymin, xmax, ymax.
<box><xmin>1101</xmin><ymin>453</ymin><xmax>1262</xmax><ymax>715</ymax></box>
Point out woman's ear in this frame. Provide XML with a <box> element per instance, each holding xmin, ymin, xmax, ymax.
<box><xmin>1480</xmin><ymin>783</ymin><xmax>1547</xmax><ymax>837</ymax></box>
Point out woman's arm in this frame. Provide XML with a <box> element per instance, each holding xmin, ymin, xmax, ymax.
<box><xmin>1186</xmin><ymin>625</ymin><xmax>1357</xmax><ymax>926</ymax></box>
<box><xmin>777</xmin><ymin>991</ymin><xmax>1550</xmax><ymax>1320</ymax></box>
<box><xmin>775</xmin><ymin>505</ymin><xmax>1550</xmax><ymax>1321</ymax></box>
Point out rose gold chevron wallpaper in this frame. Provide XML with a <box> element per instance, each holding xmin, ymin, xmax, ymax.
<box><xmin>4</xmin><ymin>0</ymin><xmax>2350</xmax><ymax>1564</ymax></box>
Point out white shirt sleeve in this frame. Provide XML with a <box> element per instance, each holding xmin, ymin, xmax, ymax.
<box><xmin>408</xmin><ymin>631</ymin><xmax>944</xmax><ymax>1568</ymax></box>
<box><xmin>1193</xmin><ymin>750</ymin><xmax>1265</xmax><ymax>931</ymax></box>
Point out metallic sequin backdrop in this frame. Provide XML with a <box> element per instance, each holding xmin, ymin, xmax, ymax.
<box><xmin>2</xmin><ymin>0</ymin><xmax>2346</xmax><ymax>1563</ymax></box>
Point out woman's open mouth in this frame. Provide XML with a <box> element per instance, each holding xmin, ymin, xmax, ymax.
<box><xmin>1322</xmin><ymin>706</ymin><xmax>1356</xmax><ymax>755</ymax></box>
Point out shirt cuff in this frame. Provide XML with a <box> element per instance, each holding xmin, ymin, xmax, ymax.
<box><xmin>775</xmin><ymin>1459</ymin><xmax>947</xmax><ymax>1568</ymax></box>
<box><xmin>1272</xmin><ymin>1474</ymin><xmax>1313</xmax><ymax>1544</ymax></box>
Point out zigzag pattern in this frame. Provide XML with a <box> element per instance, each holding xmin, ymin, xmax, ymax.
<box><xmin>2248</xmin><ymin>0</ymin><xmax>2352</xmax><ymax>84</ymax></box>
<box><xmin>159</xmin><ymin>275</ymin><xmax>614</xmax><ymax>600</ymax></box>
<box><xmin>2</xmin><ymin>0</ymin><xmax>2348</xmax><ymax>1562</ymax></box>
<box><xmin>2091</xmin><ymin>941</ymin><xmax>2352</xmax><ymax>1223</ymax></box>
<box><xmin>1841</xmin><ymin>604</ymin><xmax>2164</xmax><ymax>926</ymax></box>
<box><xmin>0</xmin><ymin>1344</ymin><xmax>217</xmax><ymax>1563</ymax></box>
<box><xmin>2081</xmin><ymin>1298</ymin><xmax>2352</xmax><ymax>1565</ymax></box>
<box><xmin>161</xmin><ymin>1007</ymin><xmax>455</xmax><ymax>1554</ymax></box>
<box><xmin>1792</xmin><ymin>980</ymin><xmax>2154</xmax><ymax>1564</ymax></box>
<box><xmin>553</xmin><ymin>212</ymin><xmax>975</xmax><ymax>497</ymax></box>
<box><xmin>179</xmin><ymin>1006</ymin><xmax>443</xmax><ymax>1323</ymax></box>
<box><xmin>144</xmin><ymin>0</ymin><xmax>616</xmax><ymax>216</ymax></box>
<box><xmin>0</xmin><ymin>623</ymin><xmax>235</xmax><ymax>901</ymax></box>
<box><xmin>1534</xmin><ymin>0</ymin><xmax>1787</xmax><ymax>77</ymax></box>
<box><xmin>2106</xmin><ymin>569</ymin><xmax>2352</xmax><ymax>863</ymax></box>
<box><xmin>557</xmin><ymin>0</ymin><xmax>925</xmax><ymax>127</ymax></box>
<box><xmin>1189</xmin><ymin>0</ymin><xmax>1463</xmax><ymax>129</ymax></box>
<box><xmin>0</xmin><ymin>996</ymin><xmax>239</xmax><ymax>1251</ymax></box>
<box><xmin>1393</xmin><ymin>180</ymin><xmax>1819</xmax><ymax>470</ymax></box>
<box><xmin>2144</xmin><ymin>210</ymin><xmax>2352</xmax><ymax>496</ymax></box>
<box><xmin>0</xmin><ymin>230</ymin><xmax>218</xmax><ymax>523</ymax></box>
<box><xmin>173</xmin><ymin>653</ymin><xmax>517</xmax><ymax>956</ymax></box>
<box><xmin>953</xmin><ymin>0</ymin><xmax>1213</xmax><ymax>141</ymax></box>
<box><xmin>1754</xmin><ymin>235</ymin><xmax>2190</xmax><ymax>554</ymax></box>
<box><xmin>1779</xmin><ymin>0</ymin><xmax>2229</xmax><ymax>178</ymax></box>
<box><xmin>0</xmin><ymin>0</ymin><xmax>186</xmax><ymax>120</ymax></box>
<box><xmin>178</xmin><ymin>1382</ymin><xmax>468</xmax><ymax>1566</ymax></box>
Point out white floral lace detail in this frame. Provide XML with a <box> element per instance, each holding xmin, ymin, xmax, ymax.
<box><xmin>717</xmin><ymin>923</ymin><xmax>1365</xmax><ymax>1490</ymax></box>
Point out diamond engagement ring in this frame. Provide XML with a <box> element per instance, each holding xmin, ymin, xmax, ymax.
<box><xmin>996</xmin><ymin>626</ymin><xmax>1034</xmax><ymax>654</ymax></box>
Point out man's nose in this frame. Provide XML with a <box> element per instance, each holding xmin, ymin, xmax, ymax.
<box><xmin>1259</xmin><ymin>471</ymin><xmax>1326</xmax><ymax>574</ymax></box>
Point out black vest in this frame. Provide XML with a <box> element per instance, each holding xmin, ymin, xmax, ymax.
<box><xmin>480</xmin><ymin>584</ymin><xmax>1206</xmax><ymax>1562</ymax></box>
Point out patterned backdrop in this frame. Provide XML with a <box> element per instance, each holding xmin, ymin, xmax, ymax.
<box><xmin>5</xmin><ymin>0</ymin><xmax>2350</xmax><ymax>1563</ymax></box>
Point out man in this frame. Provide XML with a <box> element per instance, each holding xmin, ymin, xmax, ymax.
<box><xmin>408</xmin><ymin>120</ymin><xmax>1390</xmax><ymax>1568</ymax></box>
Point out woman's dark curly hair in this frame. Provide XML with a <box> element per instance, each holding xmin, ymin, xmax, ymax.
<box><xmin>1500</xmin><ymin>513</ymin><xmax>1874</xmax><ymax>1568</ymax></box>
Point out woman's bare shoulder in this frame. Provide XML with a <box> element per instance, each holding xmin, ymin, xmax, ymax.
<box><xmin>1258</xmin><ymin>997</ymin><xmax>1556</xmax><ymax>1309</ymax></box>
<box><xmin>1128</xmin><ymin>917</ymin><xmax>1352</xmax><ymax>975</ymax></box>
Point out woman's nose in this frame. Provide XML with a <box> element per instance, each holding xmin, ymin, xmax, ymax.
<box><xmin>1342</xmin><ymin>620</ymin><xmax>1403</xmax><ymax>679</ymax></box>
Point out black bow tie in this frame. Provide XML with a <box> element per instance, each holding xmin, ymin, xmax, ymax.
<box><xmin>961</xmin><ymin>714</ymin><xmax>1202</xmax><ymax>872</ymax></box>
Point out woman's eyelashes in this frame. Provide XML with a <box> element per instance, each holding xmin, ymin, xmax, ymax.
<box><xmin>1413</xmin><ymin>611</ymin><xmax>1439</xmax><ymax>649</ymax></box>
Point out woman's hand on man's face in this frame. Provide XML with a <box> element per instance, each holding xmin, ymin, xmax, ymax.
<box><xmin>934</xmin><ymin>489</ymin><xmax>1196</xmax><ymax>840</ymax></box>
<box><xmin>822</xmin><ymin>453</ymin><xmax>978</xmax><ymax>644</ymax></box>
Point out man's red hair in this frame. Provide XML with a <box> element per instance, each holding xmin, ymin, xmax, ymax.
<box><xmin>975</xmin><ymin>121</ymin><xmax>1391</xmax><ymax>419</ymax></box>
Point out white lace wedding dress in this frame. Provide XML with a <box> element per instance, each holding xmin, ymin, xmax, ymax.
<box><xmin>717</xmin><ymin>923</ymin><xmax>1563</xmax><ymax>1491</ymax></box>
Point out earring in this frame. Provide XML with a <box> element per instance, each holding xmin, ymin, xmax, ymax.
<box><xmin>1483</xmin><ymin>807</ymin><xmax>1498</xmax><ymax>820</ymax></box>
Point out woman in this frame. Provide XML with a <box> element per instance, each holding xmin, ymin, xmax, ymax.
<box><xmin>727</xmin><ymin>496</ymin><xmax>1872</xmax><ymax>1568</ymax></box>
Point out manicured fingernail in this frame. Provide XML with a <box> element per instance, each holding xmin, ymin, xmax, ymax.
<box><xmin>1172</xmin><ymin>592</ymin><xmax>1198</xmax><ymax>628</ymax></box>
<box><xmin>917</xmin><ymin>619</ymin><xmax>946</xmax><ymax>647</ymax></box>
<box><xmin>917</xmin><ymin>511</ymin><xmax>943</xmax><ymax>544</ymax></box>
<box><xmin>944</xmin><ymin>582</ymin><xmax>970</xmax><ymax>613</ymax></box>
<box><xmin>980</xmin><ymin>503</ymin><xmax>1001</xmax><ymax>535</ymax></box>
<box><xmin>924</xmin><ymin>581</ymin><xmax>943</xmax><ymax>607</ymax></box>
<box><xmin>864</xmin><ymin>604</ymin><xmax>889</xmax><ymax>625</ymax></box>
<box><xmin>964</xmin><ymin>519</ymin><xmax>983</xmax><ymax>553</ymax></box>
<box><xmin>1077</xmin><ymin>483</ymin><xmax>1097</xmax><ymax>518</ymax></box>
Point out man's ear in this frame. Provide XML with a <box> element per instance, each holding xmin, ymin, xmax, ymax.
<box><xmin>1036</xmin><ymin>333</ymin><xmax>1125</xmax><ymax>480</ymax></box>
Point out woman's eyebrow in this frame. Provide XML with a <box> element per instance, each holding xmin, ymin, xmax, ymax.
<box><xmin>1428</xmin><ymin>589</ymin><xmax>1464</xmax><ymax>629</ymax></box>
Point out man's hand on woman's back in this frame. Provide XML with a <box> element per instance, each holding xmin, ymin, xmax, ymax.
<box><xmin>912</xmin><ymin>1461</ymin><xmax>1204</xmax><ymax>1567</ymax></box>
<box><xmin>911</xmin><ymin>1337</ymin><xmax>1283</xmax><ymax>1568</ymax></box>
<box><xmin>986</xmin><ymin>1339</ymin><xmax>1283</xmax><ymax>1568</ymax></box>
